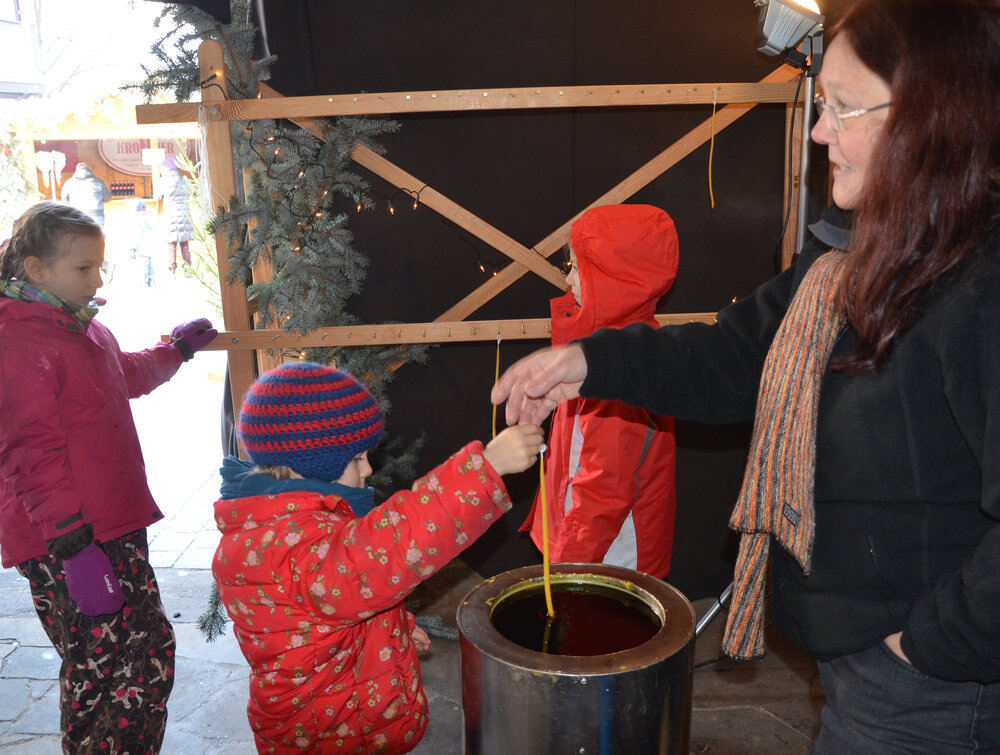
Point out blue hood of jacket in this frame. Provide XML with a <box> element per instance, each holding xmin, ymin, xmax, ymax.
<box><xmin>218</xmin><ymin>456</ymin><xmax>377</xmax><ymax>517</ymax></box>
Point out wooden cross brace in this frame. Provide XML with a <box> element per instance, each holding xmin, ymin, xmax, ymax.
<box><xmin>138</xmin><ymin>40</ymin><xmax>802</xmax><ymax>408</ymax></box>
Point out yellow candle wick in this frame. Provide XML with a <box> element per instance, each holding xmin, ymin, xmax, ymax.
<box><xmin>539</xmin><ymin>444</ymin><xmax>555</xmax><ymax>619</ymax></box>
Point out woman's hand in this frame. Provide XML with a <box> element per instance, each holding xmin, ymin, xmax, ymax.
<box><xmin>883</xmin><ymin>632</ymin><xmax>910</xmax><ymax>662</ymax></box>
<box><xmin>490</xmin><ymin>344</ymin><xmax>588</xmax><ymax>426</ymax></box>
<box><xmin>483</xmin><ymin>424</ymin><xmax>544</xmax><ymax>475</ymax></box>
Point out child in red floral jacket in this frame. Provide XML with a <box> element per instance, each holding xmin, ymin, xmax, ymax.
<box><xmin>212</xmin><ymin>361</ymin><xmax>542</xmax><ymax>753</ymax></box>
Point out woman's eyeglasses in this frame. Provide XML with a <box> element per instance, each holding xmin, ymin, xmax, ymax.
<box><xmin>814</xmin><ymin>94</ymin><xmax>890</xmax><ymax>132</ymax></box>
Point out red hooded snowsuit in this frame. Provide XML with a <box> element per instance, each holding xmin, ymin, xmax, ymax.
<box><xmin>524</xmin><ymin>204</ymin><xmax>679</xmax><ymax>578</ymax></box>
<box><xmin>213</xmin><ymin>442</ymin><xmax>512</xmax><ymax>753</ymax></box>
<box><xmin>0</xmin><ymin>298</ymin><xmax>182</xmax><ymax>567</ymax></box>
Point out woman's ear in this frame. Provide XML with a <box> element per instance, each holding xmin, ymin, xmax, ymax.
<box><xmin>22</xmin><ymin>256</ymin><xmax>47</xmax><ymax>285</ymax></box>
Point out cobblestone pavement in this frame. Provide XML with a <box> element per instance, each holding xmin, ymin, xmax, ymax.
<box><xmin>0</xmin><ymin>250</ymin><xmax>822</xmax><ymax>752</ymax></box>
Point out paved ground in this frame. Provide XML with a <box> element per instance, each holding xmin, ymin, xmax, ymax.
<box><xmin>0</xmin><ymin>237</ymin><xmax>824</xmax><ymax>752</ymax></box>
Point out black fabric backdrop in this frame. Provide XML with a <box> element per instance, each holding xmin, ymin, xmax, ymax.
<box><xmin>255</xmin><ymin>0</ymin><xmax>842</xmax><ymax>598</ymax></box>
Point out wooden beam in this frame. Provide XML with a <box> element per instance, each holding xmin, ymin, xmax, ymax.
<box><xmin>782</xmin><ymin>100</ymin><xmax>805</xmax><ymax>270</ymax></box>
<box><xmin>253</xmin><ymin>83</ymin><xmax>566</xmax><ymax>290</ymax></box>
<box><xmin>437</xmin><ymin>64</ymin><xmax>802</xmax><ymax>323</ymax></box>
<box><xmin>355</xmin><ymin>146</ymin><xmax>566</xmax><ymax>289</ymax></box>
<box><xmin>198</xmin><ymin>40</ymin><xmax>257</xmax><ymax>413</ymax></box>
<box><xmin>241</xmin><ymin>167</ymin><xmax>288</xmax><ymax>374</ymax></box>
<box><xmin>136</xmin><ymin>81</ymin><xmax>801</xmax><ymax>125</ymax></box>
<box><xmin>198</xmin><ymin>313</ymin><xmax>719</xmax><ymax>350</ymax></box>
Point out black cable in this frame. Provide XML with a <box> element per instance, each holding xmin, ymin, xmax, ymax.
<box><xmin>200</xmin><ymin>81</ymin><xmax>229</xmax><ymax>100</ymax></box>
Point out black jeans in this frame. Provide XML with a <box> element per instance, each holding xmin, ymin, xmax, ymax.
<box><xmin>813</xmin><ymin>641</ymin><xmax>1000</xmax><ymax>753</ymax></box>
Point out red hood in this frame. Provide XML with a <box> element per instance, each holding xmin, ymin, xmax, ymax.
<box><xmin>551</xmin><ymin>204</ymin><xmax>679</xmax><ymax>345</ymax></box>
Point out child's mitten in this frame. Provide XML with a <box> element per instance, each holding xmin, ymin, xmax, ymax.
<box><xmin>63</xmin><ymin>543</ymin><xmax>126</xmax><ymax>616</ymax></box>
<box><xmin>170</xmin><ymin>317</ymin><xmax>218</xmax><ymax>360</ymax></box>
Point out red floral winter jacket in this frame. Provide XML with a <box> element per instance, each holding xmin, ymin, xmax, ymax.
<box><xmin>212</xmin><ymin>442</ymin><xmax>512</xmax><ymax>754</ymax></box>
<box><xmin>0</xmin><ymin>298</ymin><xmax>183</xmax><ymax>567</ymax></box>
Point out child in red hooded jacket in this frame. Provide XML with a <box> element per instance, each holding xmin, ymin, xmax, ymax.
<box><xmin>212</xmin><ymin>361</ymin><xmax>542</xmax><ymax>753</ymax></box>
<box><xmin>0</xmin><ymin>201</ymin><xmax>217</xmax><ymax>753</ymax></box>
<box><xmin>524</xmin><ymin>204</ymin><xmax>679</xmax><ymax>579</ymax></box>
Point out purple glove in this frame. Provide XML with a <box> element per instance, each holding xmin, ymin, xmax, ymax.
<box><xmin>63</xmin><ymin>542</ymin><xmax>125</xmax><ymax>616</ymax></box>
<box><xmin>171</xmin><ymin>317</ymin><xmax>217</xmax><ymax>361</ymax></box>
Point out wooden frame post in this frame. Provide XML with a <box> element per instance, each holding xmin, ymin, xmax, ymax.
<box><xmin>782</xmin><ymin>99</ymin><xmax>805</xmax><ymax>270</ymax></box>
<box><xmin>198</xmin><ymin>40</ymin><xmax>257</xmax><ymax>413</ymax></box>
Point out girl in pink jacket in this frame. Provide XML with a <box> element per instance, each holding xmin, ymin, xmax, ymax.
<box><xmin>0</xmin><ymin>201</ymin><xmax>216</xmax><ymax>753</ymax></box>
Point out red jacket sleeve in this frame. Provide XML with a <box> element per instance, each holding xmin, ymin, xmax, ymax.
<box><xmin>294</xmin><ymin>442</ymin><xmax>512</xmax><ymax>626</ymax></box>
<box><xmin>550</xmin><ymin>399</ymin><xmax>652</xmax><ymax>563</ymax></box>
<box><xmin>0</xmin><ymin>342</ymin><xmax>84</xmax><ymax>540</ymax></box>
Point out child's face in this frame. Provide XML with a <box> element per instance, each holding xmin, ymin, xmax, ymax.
<box><xmin>337</xmin><ymin>451</ymin><xmax>372</xmax><ymax>488</ymax></box>
<box><xmin>565</xmin><ymin>248</ymin><xmax>581</xmax><ymax>306</ymax></box>
<box><xmin>26</xmin><ymin>234</ymin><xmax>105</xmax><ymax>307</ymax></box>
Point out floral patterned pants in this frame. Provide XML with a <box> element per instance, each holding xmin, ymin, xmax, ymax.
<box><xmin>16</xmin><ymin>529</ymin><xmax>175</xmax><ymax>754</ymax></box>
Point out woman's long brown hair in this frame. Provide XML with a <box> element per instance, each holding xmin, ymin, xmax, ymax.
<box><xmin>833</xmin><ymin>0</ymin><xmax>1000</xmax><ymax>373</ymax></box>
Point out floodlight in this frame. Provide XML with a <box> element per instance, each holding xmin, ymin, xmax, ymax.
<box><xmin>754</xmin><ymin>0</ymin><xmax>825</xmax><ymax>257</ymax></box>
<box><xmin>756</xmin><ymin>0</ymin><xmax>823</xmax><ymax>57</ymax></box>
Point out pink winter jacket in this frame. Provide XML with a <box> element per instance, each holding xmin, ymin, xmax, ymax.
<box><xmin>0</xmin><ymin>298</ymin><xmax>183</xmax><ymax>567</ymax></box>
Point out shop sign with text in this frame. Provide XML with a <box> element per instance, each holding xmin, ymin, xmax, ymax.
<box><xmin>98</xmin><ymin>139</ymin><xmax>186</xmax><ymax>176</ymax></box>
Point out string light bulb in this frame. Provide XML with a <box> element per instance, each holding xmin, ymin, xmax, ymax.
<box><xmin>388</xmin><ymin>201</ymin><xmax>395</xmax><ymax>215</ymax></box>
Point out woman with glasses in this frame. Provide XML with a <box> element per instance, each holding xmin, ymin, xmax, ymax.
<box><xmin>492</xmin><ymin>0</ymin><xmax>1000</xmax><ymax>750</ymax></box>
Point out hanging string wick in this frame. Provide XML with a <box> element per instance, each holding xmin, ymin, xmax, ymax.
<box><xmin>492</xmin><ymin>329</ymin><xmax>501</xmax><ymax>439</ymax></box>
<box><xmin>709</xmin><ymin>87</ymin><xmax>719</xmax><ymax>210</ymax></box>
<box><xmin>539</xmin><ymin>442</ymin><xmax>555</xmax><ymax>619</ymax></box>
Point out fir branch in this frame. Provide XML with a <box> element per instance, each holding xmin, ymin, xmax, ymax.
<box><xmin>197</xmin><ymin>583</ymin><xmax>230</xmax><ymax>642</ymax></box>
<box><xmin>138</xmin><ymin>1</ymin><xmax>429</xmax><ymax>642</ymax></box>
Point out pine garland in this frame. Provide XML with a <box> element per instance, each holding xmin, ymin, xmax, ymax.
<box><xmin>138</xmin><ymin>0</ymin><xmax>428</xmax><ymax>640</ymax></box>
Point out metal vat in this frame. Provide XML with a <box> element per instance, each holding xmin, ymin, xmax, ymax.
<box><xmin>457</xmin><ymin>563</ymin><xmax>695</xmax><ymax>754</ymax></box>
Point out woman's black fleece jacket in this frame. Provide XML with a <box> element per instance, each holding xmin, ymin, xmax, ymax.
<box><xmin>579</xmin><ymin>205</ymin><xmax>1000</xmax><ymax>683</ymax></box>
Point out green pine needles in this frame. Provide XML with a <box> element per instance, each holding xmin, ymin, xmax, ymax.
<box><xmin>139</xmin><ymin>0</ymin><xmax>431</xmax><ymax>640</ymax></box>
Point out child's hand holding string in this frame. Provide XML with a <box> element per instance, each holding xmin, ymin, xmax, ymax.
<box><xmin>411</xmin><ymin>625</ymin><xmax>431</xmax><ymax>652</ymax></box>
<box><xmin>483</xmin><ymin>425</ymin><xmax>544</xmax><ymax>475</ymax></box>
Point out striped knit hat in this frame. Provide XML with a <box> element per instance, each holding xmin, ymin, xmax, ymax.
<box><xmin>237</xmin><ymin>362</ymin><xmax>384</xmax><ymax>481</ymax></box>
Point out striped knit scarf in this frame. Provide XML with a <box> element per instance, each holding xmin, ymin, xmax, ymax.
<box><xmin>722</xmin><ymin>251</ymin><xmax>847</xmax><ymax>660</ymax></box>
<box><xmin>0</xmin><ymin>280</ymin><xmax>98</xmax><ymax>329</ymax></box>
